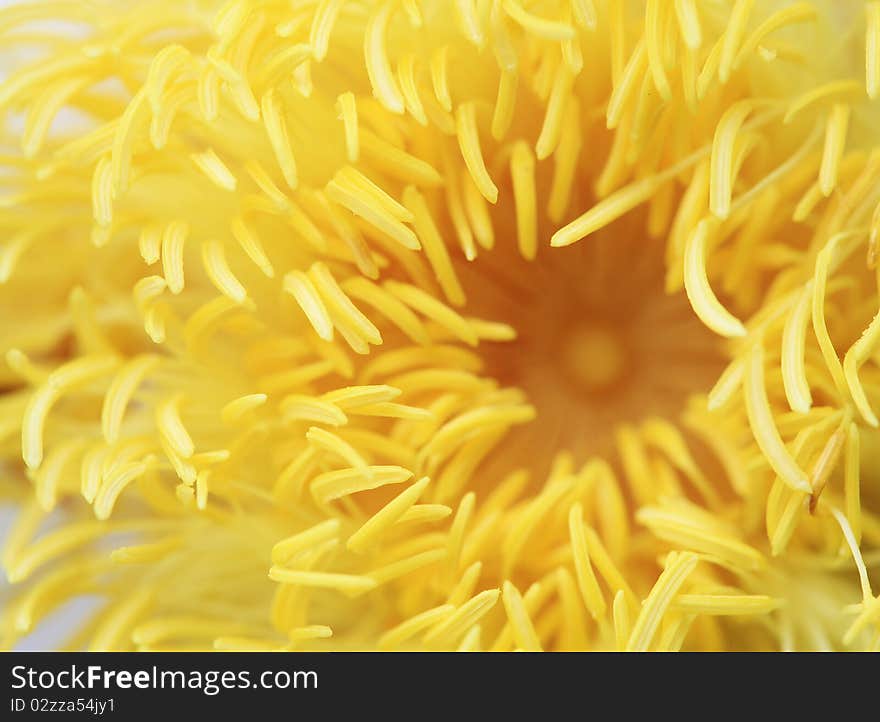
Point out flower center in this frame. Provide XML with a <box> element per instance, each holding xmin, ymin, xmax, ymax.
<box><xmin>455</xmin><ymin>213</ymin><xmax>727</xmax><ymax>471</ymax></box>
<box><xmin>558</xmin><ymin>322</ymin><xmax>631</xmax><ymax>395</ymax></box>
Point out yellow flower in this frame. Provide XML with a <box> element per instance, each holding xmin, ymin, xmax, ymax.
<box><xmin>1</xmin><ymin>0</ymin><xmax>879</xmax><ymax>651</ymax></box>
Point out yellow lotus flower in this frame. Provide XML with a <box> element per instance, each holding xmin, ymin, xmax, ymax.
<box><xmin>1</xmin><ymin>0</ymin><xmax>879</xmax><ymax>651</ymax></box>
